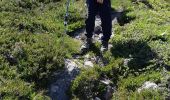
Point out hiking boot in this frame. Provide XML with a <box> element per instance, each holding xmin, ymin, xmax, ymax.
<box><xmin>80</xmin><ymin>38</ymin><xmax>92</xmax><ymax>54</ymax></box>
<box><xmin>100</xmin><ymin>41</ymin><xmax>108</xmax><ymax>52</ymax></box>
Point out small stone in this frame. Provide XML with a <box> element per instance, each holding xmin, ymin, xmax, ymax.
<box><xmin>95</xmin><ymin>16</ymin><xmax>101</xmax><ymax>27</ymax></box>
<box><xmin>84</xmin><ymin>54</ymin><xmax>90</xmax><ymax>59</ymax></box>
<box><xmin>100</xmin><ymin>79</ymin><xmax>112</xmax><ymax>85</ymax></box>
<box><xmin>84</xmin><ymin>60</ymin><xmax>94</xmax><ymax>67</ymax></box>
<box><xmin>98</xmin><ymin>34</ymin><xmax>103</xmax><ymax>40</ymax></box>
<box><xmin>91</xmin><ymin>57</ymin><xmax>96</xmax><ymax>62</ymax></box>
<box><xmin>108</xmin><ymin>44</ymin><xmax>113</xmax><ymax>50</ymax></box>
<box><xmin>161</xmin><ymin>31</ymin><xmax>167</xmax><ymax>36</ymax></box>
<box><xmin>123</xmin><ymin>58</ymin><xmax>133</xmax><ymax>67</ymax></box>
<box><xmin>110</xmin><ymin>33</ymin><xmax>114</xmax><ymax>38</ymax></box>
<box><xmin>95</xmin><ymin>97</ymin><xmax>101</xmax><ymax>100</ymax></box>
<box><xmin>65</xmin><ymin>59</ymin><xmax>78</xmax><ymax>72</ymax></box>
<box><xmin>138</xmin><ymin>81</ymin><xmax>158</xmax><ymax>93</ymax></box>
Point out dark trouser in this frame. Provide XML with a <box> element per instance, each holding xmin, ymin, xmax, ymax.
<box><xmin>85</xmin><ymin>0</ymin><xmax>112</xmax><ymax>42</ymax></box>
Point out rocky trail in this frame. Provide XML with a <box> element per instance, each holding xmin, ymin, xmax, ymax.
<box><xmin>48</xmin><ymin>9</ymin><xmax>127</xmax><ymax>100</ymax></box>
<box><xmin>49</xmin><ymin>7</ymin><xmax>170</xmax><ymax>99</ymax></box>
<box><xmin>1</xmin><ymin>0</ymin><xmax>169</xmax><ymax>99</ymax></box>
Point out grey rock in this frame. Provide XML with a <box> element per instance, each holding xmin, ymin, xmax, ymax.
<box><xmin>94</xmin><ymin>16</ymin><xmax>102</xmax><ymax>35</ymax></box>
<box><xmin>108</xmin><ymin>44</ymin><xmax>113</xmax><ymax>50</ymax></box>
<box><xmin>123</xmin><ymin>57</ymin><xmax>133</xmax><ymax>67</ymax></box>
<box><xmin>98</xmin><ymin>34</ymin><xmax>103</xmax><ymax>40</ymax></box>
<box><xmin>138</xmin><ymin>81</ymin><xmax>158</xmax><ymax>93</ymax></box>
<box><xmin>84</xmin><ymin>60</ymin><xmax>94</xmax><ymax>67</ymax></box>
<box><xmin>95</xmin><ymin>97</ymin><xmax>101</xmax><ymax>100</ymax></box>
<box><xmin>84</xmin><ymin>54</ymin><xmax>90</xmax><ymax>60</ymax></box>
<box><xmin>100</xmin><ymin>79</ymin><xmax>112</xmax><ymax>85</ymax></box>
<box><xmin>49</xmin><ymin>59</ymin><xmax>79</xmax><ymax>100</ymax></box>
<box><xmin>95</xmin><ymin>16</ymin><xmax>102</xmax><ymax>27</ymax></box>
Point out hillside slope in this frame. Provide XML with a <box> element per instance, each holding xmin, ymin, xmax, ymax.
<box><xmin>0</xmin><ymin>0</ymin><xmax>170</xmax><ymax>100</ymax></box>
<box><xmin>0</xmin><ymin>0</ymin><xmax>83</xmax><ymax>99</ymax></box>
<box><xmin>70</xmin><ymin>0</ymin><xmax>170</xmax><ymax>99</ymax></box>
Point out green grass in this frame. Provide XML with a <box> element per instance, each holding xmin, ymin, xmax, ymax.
<box><xmin>0</xmin><ymin>0</ymin><xmax>83</xmax><ymax>99</ymax></box>
<box><xmin>0</xmin><ymin>0</ymin><xmax>170</xmax><ymax>99</ymax></box>
<box><xmin>70</xmin><ymin>0</ymin><xmax>170</xmax><ymax>99</ymax></box>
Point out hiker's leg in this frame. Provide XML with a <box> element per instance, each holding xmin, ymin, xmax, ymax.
<box><xmin>99</xmin><ymin>0</ymin><xmax>112</xmax><ymax>42</ymax></box>
<box><xmin>85</xmin><ymin>0</ymin><xmax>97</xmax><ymax>38</ymax></box>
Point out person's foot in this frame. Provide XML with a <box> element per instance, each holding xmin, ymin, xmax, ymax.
<box><xmin>80</xmin><ymin>38</ymin><xmax>92</xmax><ymax>54</ymax></box>
<box><xmin>100</xmin><ymin>40</ymin><xmax>108</xmax><ymax>52</ymax></box>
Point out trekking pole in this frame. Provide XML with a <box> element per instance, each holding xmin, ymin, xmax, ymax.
<box><xmin>64</xmin><ymin>0</ymin><xmax>70</xmax><ymax>34</ymax></box>
<box><xmin>60</xmin><ymin>0</ymin><xmax>71</xmax><ymax>51</ymax></box>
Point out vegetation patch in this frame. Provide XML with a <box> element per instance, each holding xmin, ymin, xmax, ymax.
<box><xmin>0</xmin><ymin>0</ymin><xmax>82</xmax><ymax>99</ymax></box>
<box><xmin>70</xmin><ymin>0</ymin><xmax>170</xmax><ymax>99</ymax></box>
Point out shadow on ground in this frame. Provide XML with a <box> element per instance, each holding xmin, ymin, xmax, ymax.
<box><xmin>110</xmin><ymin>40</ymin><xmax>158</xmax><ymax>72</ymax></box>
<box><xmin>111</xmin><ymin>8</ymin><xmax>136</xmax><ymax>26</ymax></box>
<box><xmin>132</xmin><ymin>0</ymin><xmax>154</xmax><ymax>9</ymax></box>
